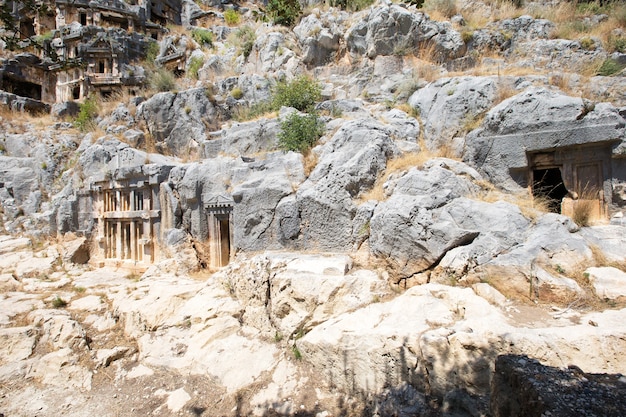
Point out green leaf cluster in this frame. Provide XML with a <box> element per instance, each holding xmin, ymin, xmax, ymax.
<box><xmin>266</xmin><ymin>0</ymin><xmax>301</xmax><ymax>26</ymax></box>
<box><xmin>272</xmin><ymin>76</ymin><xmax>322</xmax><ymax>112</ymax></box>
<box><xmin>75</xmin><ymin>96</ymin><xmax>99</xmax><ymax>132</ymax></box>
<box><xmin>278</xmin><ymin>111</ymin><xmax>324</xmax><ymax>153</ymax></box>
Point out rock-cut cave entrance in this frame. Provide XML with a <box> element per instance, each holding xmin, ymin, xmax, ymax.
<box><xmin>531</xmin><ymin>167</ymin><xmax>569</xmax><ymax>213</ymax></box>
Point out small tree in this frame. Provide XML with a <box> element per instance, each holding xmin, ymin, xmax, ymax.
<box><xmin>278</xmin><ymin>111</ymin><xmax>324</xmax><ymax>153</ymax></box>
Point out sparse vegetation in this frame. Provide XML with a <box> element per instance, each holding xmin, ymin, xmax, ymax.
<box><xmin>229</xmin><ymin>26</ymin><xmax>256</xmax><ymax>60</ymax></box>
<box><xmin>291</xmin><ymin>344</ymin><xmax>302</xmax><ymax>360</ymax></box>
<box><xmin>144</xmin><ymin>40</ymin><xmax>160</xmax><ymax>64</ymax></box>
<box><xmin>150</xmin><ymin>68</ymin><xmax>177</xmax><ymax>92</ymax></box>
<box><xmin>423</xmin><ymin>0</ymin><xmax>457</xmax><ymax>19</ymax></box>
<box><xmin>597</xmin><ymin>58</ymin><xmax>626</xmax><ymax>76</ymax></box>
<box><xmin>329</xmin><ymin>0</ymin><xmax>376</xmax><ymax>12</ymax></box>
<box><xmin>231</xmin><ymin>87</ymin><xmax>244</xmax><ymax>100</ymax></box>
<box><xmin>266</xmin><ymin>0</ymin><xmax>301</xmax><ymax>27</ymax></box>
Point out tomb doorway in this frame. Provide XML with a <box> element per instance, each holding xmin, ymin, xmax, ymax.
<box><xmin>207</xmin><ymin>205</ymin><xmax>233</xmax><ymax>268</ymax></box>
<box><xmin>532</xmin><ymin>167</ymin><xmax>569</xmax><ymax>213</ymax></box>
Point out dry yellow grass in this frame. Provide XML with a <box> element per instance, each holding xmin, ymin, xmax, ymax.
<box><xmin>472</xmin><ymin>182</ymin><xmax>551</xmax><ymax>222</ymax></box>
<box><xmin>359</xmin><ymin>141</ymin><xmax>460</xmax><ymax>202</ymax></box>
<box><xmin>303</xmin><ymin>150</ymin><xmax>319</xmax><ymax>177</ymax></box>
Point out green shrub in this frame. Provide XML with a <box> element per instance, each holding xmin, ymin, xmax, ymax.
<box><xmin>236</xmin><ymin>26</ymin><xmax>256</xmax><ymax>59</ymax></box>
<box><xmin>607</xmin><ymin>34</ymin><xmax>626</xmax><ymax>53</ymax></box>
<box><xmin>150</xmin><ymin>68</ymin><xmax>177</xmax><ymax>92</ymax></box>
<box><xmin>272</xmin><ymin>75</ymin><xmax>322</xmax><ymax>112</ymax></box>
<box><xmin>224</xmin><ymin>8</ymin><xmax>240</xmax><ymax>26</ymax></box>
<box><xmin>75</xmin><ymin>96</ymin><xmax>98</xmax><ymax>132</ymax></box>
<box><xmin>188</xmin><ymin>56</ymin><xmax>204</xmax><ymax>79</ymax></box>
<box><xmin>191</xmin><ymin>28</ymin><xmax>213</xmax><ymax>47</ymax></box>
<box><xmin>231</xmin><ymin>86</ymin><xmax>244</xmax><ymax>99</ymax></box>
<box><xmin>278</xmin><ymin>111</ymin><xmax>324</xmax><ymax>153</ymax></box>
<box><xmin>266</xmin><ymin>0</ymin><xmax>301</xmax><ymax>26</ymax></box>
<box><xmin>597</xmin><ymin>58</ymin><xmax>626</xmax><ymax>76</ymax></box>
<box><xmin>292</xmin><ymin>344</ymin><xmax>302</xmax><ymax>360</ymax></box>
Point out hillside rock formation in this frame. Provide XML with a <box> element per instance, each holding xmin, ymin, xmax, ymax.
<box><xmin>1</xmin><ymin>0</ymin><xmax>626</xmax><ymax>415</ymax></box>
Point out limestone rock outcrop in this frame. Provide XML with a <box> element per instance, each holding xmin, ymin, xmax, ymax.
<box><xmin>346</xmin><ymin>4</ymin><xmax>464</xmax><ymax>60</ymax></box>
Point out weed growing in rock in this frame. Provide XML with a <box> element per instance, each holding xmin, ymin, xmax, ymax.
<box><xmin>74</xmin><ymin>96</ymin><xmax>98</xmax><ymax>132</ymax></box>
<box><xmin>232</xmin><ymin>101</ymin><xmax>274</xmax><ymax>121</ymax></box>
<box><xmin>231</xmin><ymin>87</ymin><xmax>243</xmax><ymax>100</ymax></box>
<box><xmin>188</xmin><ymin>56</ymin><xmax>204</xmax><ymax>79</ymax></box>
<box><xmin>232</xmin><ymin>26</ymin><xmax>256</xmax><ymax>60</ymax></box>
<box><xmin>144</xmin><ymin>40</ymin><xmax>160</xmax><ymax>64</ymax></box>
<box><xmin>328</xmin><ymin>0</ymin><xmax>375</xmax><ymax>12</ymax></box>
<box><xmin>223</xmin><ymin>9</ymin><xmax>240</xmax><ymax>26</ymax></box>
<box><xmin>191</xmin><ymin>28</ymin><xmax>213</xmax><ymax>48</ymax></box>
<box><xmin>150</xmin><ymin>68</ymin><xmax>177</xmax><ymax>92</ymax></box>
<box><xmin>52</xmin><ymin>296</ymin><xmax>67</xmax><ymax>308</ymax></box>
<box><xmin>291</xmin><ymin>345</ymin><xmax>302</xmax><ymax>360</ymax></box>
<box><xmin>423</xmin><ymin>0</ymin><xmax>457</xmax><ymax>19</ymax></box>
<box><xmin>278</xmin><ymin>111</ymin><xmax>324</xmax><ymax>153</ymax></box>
<box><xmin>597</xmin><ymin>58</ymin><xmax>625</xmax><ymax>76</ymax></box>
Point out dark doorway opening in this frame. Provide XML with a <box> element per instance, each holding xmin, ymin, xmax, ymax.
<box><xmin>532</xmin><ymin>168</ymin><xmax>569</xmax><ymax>213</ymax></box>
<box><xmin>1</xmin><ymin>77</ymin><xmax>42</xmax><ymax>100</ymax></box>
<box><xmin>80</xmin><ymin>13</ymin><xmax>87</xmax><ymax>25</ymax></box>
<box><xmin>72</xmin><ymin>86</ymin><xmax>80</xmax><ymax>100</ymax></box>
<box><xmin>218</xmin><ymin>217</ymin><xmax>230</xmax><ymax>267</ymax></box>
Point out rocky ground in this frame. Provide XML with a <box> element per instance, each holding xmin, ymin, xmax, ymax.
<box><xmin>0</xmin><ymin>231</ymin><xmax>625</xmax><ymax>416</ymax></box>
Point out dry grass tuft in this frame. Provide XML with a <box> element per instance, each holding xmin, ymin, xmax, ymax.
<box><xmin>359</xmin><ymin>142</ymin><xmax>460</xmax><ymax>202</ymax></box>
<box><xmin>303</xmin><ymin>150</ymin><xmax>319</xmax><ymax>177</ymax></box>
<box><xmin>473</xmin><ymin>184</ymin><xmax>551</xmax><ymax>222</ymax></box>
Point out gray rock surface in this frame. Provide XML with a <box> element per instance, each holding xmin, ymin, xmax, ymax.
<box><xmin>464</xmin><ymin>87</ymin><xmax>626</xmax><ymax>190</ymax></box>
<box><xmin>346</xmin><ymin>4</ymin><xmax>464</xmax><ymax>60</ymax></box>
<box><xmin>136</xmin><ymin>88</ymin><xmax>224</xmax><ymax>155</ymax></box>
<box><xmin>297</xmin><ymin>119</ymin><xmax>399</xmax><ymax>250</ymax></box>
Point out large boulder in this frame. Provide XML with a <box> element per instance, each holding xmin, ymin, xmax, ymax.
<box><xmin>293</xmin><ymin>12</ymin><xmax>345</xmax><ymax>66</ymax></box>
<box><xmin>369</xmin><ymin>159</ymin><xmax>482</xmax><ymax>277</ymax></box>
<box><xmin>408</xmin><ymin>76</ymin><xmax>502</xmax><ymax>151</ymax></box>
<box><xmin>0</xmin><ymin>156</ymin><xmax>40</xmax><ymax>217</ymax></box>
<box><xmin>203</xmin><ymin>117</ymin><xmax>281</xmax><ymax>158</ymax></box>
<box><xmin>297</xmin><ymin>283</ymin><xmax>626</xmax><ymax>400</ymax></box>
<box><xmin>136</xmin><ymin>88</ymin><xmax>224</xmax><ymax>155</ymax></box>
<box><xmin>296</xmin><ymin>119</ymin><xmax>399</xmax><ymax>250</ymax></box>
<box><xmin>345</xmin><ymin>4</ymin><xmax>463</xmax><ymax>60</ymax></box>
<box><xmin>463</xmin><ymin>87</ymin><xmax>626</xmax><ymax>191</ymax></box>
